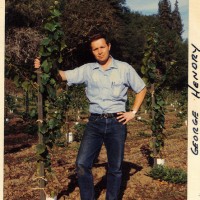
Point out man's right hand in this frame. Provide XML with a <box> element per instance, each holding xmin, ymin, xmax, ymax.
<box><xmin>34</xmin><ymin>57</ymin><xmax>67</xmax><ymax>81</ymax></box>
<box><xmin>34</xmin><ymin>58</ymin><xmax>41</xmax><ymax>69</ymax></box>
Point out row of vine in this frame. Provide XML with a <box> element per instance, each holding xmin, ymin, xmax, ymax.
<box><xmin>141</xmin><ymin>30</ymin><xmax>175</xmax><ymax>164</ymax></box>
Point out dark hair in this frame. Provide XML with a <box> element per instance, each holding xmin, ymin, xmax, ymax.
<box><xmin>89</xmin><ymin>33</ymin><xmax>110</xmax><ymax>46</ymax></box>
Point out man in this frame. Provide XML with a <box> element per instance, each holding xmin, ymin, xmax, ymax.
<box><xmin>34</xmin><ymin>33</ymin><xmax>146</xmax><ymax>200</ymax></box>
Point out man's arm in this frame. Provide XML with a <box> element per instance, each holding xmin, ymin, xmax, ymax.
<box><xmin>58</xmin><ymin>70</ymin><xmax>67</xmax><ymax>81</ymax></box>
<box><xmin>131</xmin><ymin>86</ymin><xmax>147</xmax><ymax>113</ymax></box>
<box><xmin>34</xmin><ymin>58</ymin><xmax>67</xmax><ymax>81</ymax></box>
<box><xmin>117</xmin><ymin>87</ymin><xmax>147</xmax><ymax>124</ymax></box>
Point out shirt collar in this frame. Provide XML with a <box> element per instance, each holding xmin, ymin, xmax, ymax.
<box><xmin>93</xmin><ymin>56</ymin><xmax>118</xmax><ymax>70</ymax></box>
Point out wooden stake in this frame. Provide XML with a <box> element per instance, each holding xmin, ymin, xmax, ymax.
<box><xmin>151</xmin><ymin>83</ymin><xmax>157</xmax><ymax>167</ymax></box>
<box><xmin>36</xmin><ymin>68</ymin><xmax>46</xmax><ymax>200</ymax></box>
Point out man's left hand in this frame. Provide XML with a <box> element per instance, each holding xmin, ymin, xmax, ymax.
<box><xmin>116</xmin><ymin>112</ymin><xmax>135</xmax><ymax>124</ymax></box>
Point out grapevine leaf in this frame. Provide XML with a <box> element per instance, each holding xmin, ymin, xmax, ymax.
<box><xmin>13</xmin><ymin>75</ymin><xmax>20</xmax><ymax>87</ymax></box>
<box><xmin>22</xmin><ymin>81</ymin><xmax>30</xmax><ymax>92</ymax></box>
<box><xmin>41</xmin><ymin>60</ymin><xmax>49</xmax><ymax>73</ymax></box>
<box><xmin>47</xmin><ymin>85</ymin><xmax>56</xmax><ymax>99</ymax></box>
<box><xmin>50</xmin><ymin>78</ymin><xmax>56</xmax><ymax>85</ymax></box>
<box><xmin>30</xmin><ymin>108</ymin><xmax>37</xmax><ymax>117</ymax></box>
<box><xmin>44</xmin><ymin>22</ymin><xmax>57</xmax><ymax>32</ymax></box>
<box><xmin>41</xmin><ymin>73</ymin><xmax>50</xmax><ymax>85</ymax></box>
<box><xmin>40</xmin><ymin>124</ymin><xmax>47</xmax><ymax>134</ymax></box>
<box><xmin>39</xmin><ymin>84</ymin><xmax>44</xmax><ymax>93</ymax></box>
<box><xmin>141</xmin><ymin>66</ymin><xmax>146</xmax><ymax>74</ymax></box>
<box><xmin>60</xmin><ymin>40</ymin><xmax>67</xmax><ymax>51</ymax></box>
<box><xmin>48</xmin><ymin>119</ymin><xmax>57</xmax><ymax>129</ymax></box>
<box><xmin>41</xmin><ymin>38</ymin><xmax>51</xmax><ymax>46</ymax></box>
<box><xmin>50</xmin><ymin>9</ymin><xmax>61</xmax><ymax>17</ymax></box>
<box><xmin>58</xmin><ymin>55</ymin><xmax>63</xmax><ymax>63</ymax></box>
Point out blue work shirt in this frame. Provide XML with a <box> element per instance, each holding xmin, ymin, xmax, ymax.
<box><xmin>65</xmin><ymin>57</ymin><xmax>145</xmax><ymax>114</ymax></box>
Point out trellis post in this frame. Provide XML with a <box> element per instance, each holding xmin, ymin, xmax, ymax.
<box><xmin>151</xmin><ymin>83</ymin><xmax>158</xmax><ymax>167</ymax></box>
<box><xmin>36</xmin><ymin>68</ymin><xmax>45</xmax><ymax>200</ymax></box>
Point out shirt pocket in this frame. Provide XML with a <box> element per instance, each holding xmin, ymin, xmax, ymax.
<box><xmin>111</xmin><ymin>81</ymin><xmax>123</xmax><ymax>98</ymax></box>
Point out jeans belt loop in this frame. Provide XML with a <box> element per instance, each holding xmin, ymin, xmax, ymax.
<box><xmin>104</xmin><ymin>113</ymin><xmax>109</xmax><ymax>118</ymax></box>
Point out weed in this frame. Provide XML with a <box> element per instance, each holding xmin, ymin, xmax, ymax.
<box><xmin>147</xmin><ymin>165</ymin><xmax>187</xmax><ymax>184</ymax></box>
<box><xmin>137</xmin><ymin>131</ymin><xmax>151</xmax><ymax>138</ymax></box>
<box><xmin>172</xmin><ymin>122</ymin><xmax>182</xmax><ymax>129</ymax></box>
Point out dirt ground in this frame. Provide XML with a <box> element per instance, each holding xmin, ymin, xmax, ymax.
<box><xmin>4</xmin><ymin>107</ymin><xmax>187</xmax><ymax>200</ymax></box>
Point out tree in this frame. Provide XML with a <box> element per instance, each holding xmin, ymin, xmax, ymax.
<box><xmin>120</xmin><ymin>13</ymin><xmax>161</xmax><ymax>73</ymax></box>
<box><xmin>156</xmin><ymin>0</ymin><xmax>187</xmax><ymax>91</ymax></box>
<box><xmin>171</xmin><ymin>0</ymin><xmax>183</xmax><ymax>38</ymax></box>
<box><xmin>5</xmin><ymin>0</ymin><xmax>52</xmax><ymax>86</ymax></box>
<box><xmin>158</xmin><ymin>0</ymin><xmax>172</xmax><ymax>30</ymax></box>
<box><xmin>165</xmin><ymin>39</ymin><xmax>188</xmax><ymax>90</ymax></box>
<box><xmin>5</xmin><ymin>0</ymin><xmax>54</xmax><ymax>29</ymax></box>
<box><xmin>59</xmin><ymin>0</ymin><xmax>129</xmax><ymax>68</ymax></box>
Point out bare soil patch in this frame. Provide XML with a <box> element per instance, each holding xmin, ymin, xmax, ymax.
<box><xmin>4</xmin><ymin>108</ymin><xmax>187</xmax><ymax>200</ymax></box>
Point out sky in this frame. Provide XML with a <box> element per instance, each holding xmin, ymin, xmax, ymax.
<box><xmin>125</xmin><ymin>0</ymin><xmax>189</xmax><ymax>39</ymax></box>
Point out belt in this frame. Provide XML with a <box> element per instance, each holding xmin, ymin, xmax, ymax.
<box><xmin>90</xmin><ymin>113</ymin><xmax>118</xmax><ymax>118</ymax></box>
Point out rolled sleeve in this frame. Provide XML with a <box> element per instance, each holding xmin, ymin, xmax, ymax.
<box><xmin>127</xmin><ymin>65</ymin><xmax>146</xmax><ymax>93</ymax></box>
<box><xmin>65</xmin><ymin>64</ymin><xmax>87</xmax><ymax>86</ymax></box>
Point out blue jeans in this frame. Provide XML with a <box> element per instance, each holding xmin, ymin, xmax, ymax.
<box><xmin>76</xmin><ymin>115</ymin><xmax>127</xmax><ymax>200</ymax></box>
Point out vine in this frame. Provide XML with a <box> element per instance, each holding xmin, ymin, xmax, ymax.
<box><xmin>141</xmin><ymin>31</ymin><xmax>174</xmax><ymax>165</ymax></box>
<box><xmin>35</xmin><ymin>0</ymin><xmax>68</xmax><ymax>168</ymax></box>
<box><xmin>34</xmin><ymin>1</ymin><xmax>69</xmax><ymax>198</ymax></box>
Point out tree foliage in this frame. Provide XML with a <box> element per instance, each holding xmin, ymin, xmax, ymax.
<box><xmin>158</xmin><ymin>0</ymin><xmax>172</xmax><ymax>30</ymax></box>
<box><xmin>5</xmin><ymin>0</ymin><xmax>187</xmax><ymax>90</ymax></box>
<box><xmin>158</xmin><ymin>0</ymin><xmax>183</xmax><ymax>38</ymax></box>
<box><xmin>171</xmin><ymin>0</ymin><xmax>183</xmax><ymax>37</ymax></box>
<box><xmin>5</xmin><ymin>0</ymin><xmax>54</xmax><ymax>28</ymax></box>
<box><xmin>5</xmin><ymin>28</ymin><xmax>42</xmax><ymax>68</ymax></box>
<box><xmin>58</xmin><ymin>0</ymin><xmax>129</xmax><ymax>67</ymax></box>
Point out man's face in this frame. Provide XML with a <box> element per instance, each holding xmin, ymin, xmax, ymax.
<box><xmin>91</xmin><ymin>38</ymin><xmax>111</xmax><ymax>65</ymax></box>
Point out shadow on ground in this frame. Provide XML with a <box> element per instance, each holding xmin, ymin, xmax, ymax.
<box><xmin>57</xmin><ymin>161</ymin><xmax>142</xmax><ymax>200</ymax></box>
